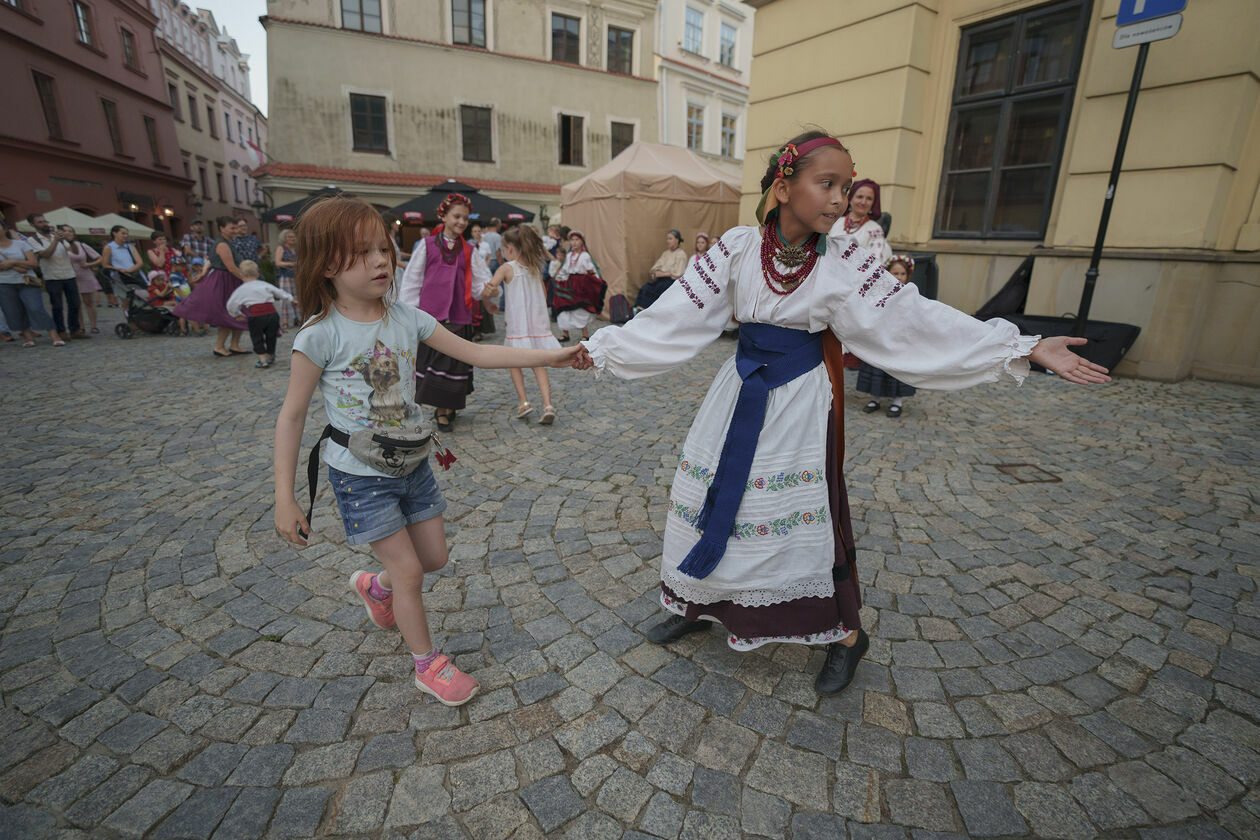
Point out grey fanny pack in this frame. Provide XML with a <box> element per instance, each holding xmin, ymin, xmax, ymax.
<box><xmin>302</xmin><ymin>423</ymin><xmax>454</xmax><ymax>537</ymax></box>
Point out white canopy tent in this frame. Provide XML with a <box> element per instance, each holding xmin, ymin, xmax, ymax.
<box><xmin>14</xmin><ymin>207</ymin><xmax>106</xmax><ymax>236</ymax></box>
<box><xmin>89</xmin><ymin>213</ymin><xmax>157</xmax><ymax>239</ymax></box>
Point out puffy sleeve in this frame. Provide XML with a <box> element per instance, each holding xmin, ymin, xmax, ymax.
<box><xmin>470</xmin><ymin>248</ymin><xmax>491</xmax><ymax>299</ymax></box>
<box><xmin>584</xmin><ymin>226</ymin><xmax>755</xmax><ymax>380</ymax></box>
<box><xmin>398</xmin><ymin>240</ymin><xmax>427</xmax><ymax>307</ymax></box>
<box><xmin>811</xmin><ymin>235</ymin><xmax>1039</xmax><ymax>389</ymax></box>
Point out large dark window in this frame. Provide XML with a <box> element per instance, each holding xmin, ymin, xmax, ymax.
<box><xmin>452</xmin><ymin>0</ymin><xmax>485</xmax><ymax>47</ymax></box>
<box><xmin>168</xmin><ymin>83</ymin><xmax>181</xmax><ymax>119</ymax></box>
<box><xmin>552</xmin><ymin>14</ymin><xmax>580</xmax><ymax>64</ymax></box>
<box><xmin>207</xmin><ymin>103</ymin><xmax>218</xmax><ymax>138</ymax></box>
<box><xmin>610</xmin><ymin>121</ymin><xmax>634</xmax><ymax>158</ymax></box>
<box><xmin>188</xmin><ymin>94</ymin><xmax>200</xmax><ymax>129</ymax></box>
<box><xmin>936</xmin><ymin>0</ymin><xmax>1087</xmax><ymax>239</ymax></box>
<box><xmin>32</xmin><ymin>72</ymin><xmax>64</xmax><ymax>140</ymax></box>
<box><xmin>460</xmin><ymin>105</ymin><xmax>492</xmax><ymax>162</ymax></box>
<box><xmin>558</xmin><ymin>114</ymin><xmax>583</xmax><ymax>166</ymax></box>
<box><xmin>101</xmin><ymin>99</ymin><xmax>123</xmax><ymax>154</ymax></box>
<box><xmin>350</xmin><ymin>93</ymin><xmax>389</xmax><ymax>152</ymax></box>
<box><xmin>342</xmin><ymin>0</ymin><xmax>381</xmax><ymax>33</ymax></box>
<box><xmin>607</xmin><ymin>26</ymin><xmax>633</xmax><ymax>74</ymax></box>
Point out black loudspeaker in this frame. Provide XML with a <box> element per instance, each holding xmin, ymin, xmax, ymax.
<box><xmin>906</xmin><ymin>252</ymin><xmax>939</xmax><ymax>301</ymax></box>
<box><xmin>1004</xmin><ymin>315</ymin><xmax>1141</xmax><ymax>372</ymax></box>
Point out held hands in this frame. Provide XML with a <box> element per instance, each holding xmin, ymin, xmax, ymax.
<box><xmin>275</xmin><ymin>498</ymin><xmax>312</xmax><ymax>547</ymax></box>
<box><xmin>551</xmin><ymin>345</ymin><xmax>594</xmax><ymax>369</ymax></box>
<box><xmin>1028</xmin><ymin>336</ymin><xmax>1112</xmax><ymax>385</ymax></box>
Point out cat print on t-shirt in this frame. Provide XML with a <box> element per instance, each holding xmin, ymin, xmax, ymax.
<box><xmin>335</xmin><ymin>339</ymin><xmax>417</xmax><ymax>428</ymax></box>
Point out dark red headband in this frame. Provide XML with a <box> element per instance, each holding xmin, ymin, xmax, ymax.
<box><xmin>774</xmin><ymin>137</ymin><xmax>845</xmax><ymax>179</ymax></box>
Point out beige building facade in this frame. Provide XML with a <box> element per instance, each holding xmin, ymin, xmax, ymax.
<box><xmin>259</xmin><ymin>0</ymin><xmax>660</xmax><ymax>226</ymax></box>
<box><xmin>151</xmin><ymin>1</ymin><xmax>268</xmax><ymax>238</ymax></box>
<box><xmin>744</xmin><ymin>0</ymin><xmax>1260</xmax><ymax>384</ymax></box>
<box><xmin>654</xmin><ymin>0</ymin><xmax>755</xmax><ymax>176</ymax></box>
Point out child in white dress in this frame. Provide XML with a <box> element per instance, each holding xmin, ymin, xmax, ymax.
<box><xmin>483</xmin><ymin>225</ymin><xmax>562</xmax><ymax>424</ymax></box>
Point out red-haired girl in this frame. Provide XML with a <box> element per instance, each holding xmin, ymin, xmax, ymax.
<box><xmin>398</xmin><ymin>193</ymin><xmax>493</xmax><ymax>431</ymax></box>
<box><xmin>274</xmin><ymin>197</ymin><xmax>581</xmax><ymax>706</ymax></box>
<box><xmin>577</xmin><ymin>131</ymin><xmax>1109</xmax><ymax>696</ymax></box>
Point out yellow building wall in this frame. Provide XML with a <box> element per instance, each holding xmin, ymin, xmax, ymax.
<box><xmin>743</xmin><ymin>0</ymin><xmax>1260</xmax><ymax>384</ymax></box>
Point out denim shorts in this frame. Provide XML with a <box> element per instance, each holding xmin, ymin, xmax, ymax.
<box><xmin>328</xmin><ymin>462</ymin><xmax>447</xmax><ymax>545</ymax></box>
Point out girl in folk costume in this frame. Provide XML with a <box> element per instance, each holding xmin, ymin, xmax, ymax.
<box><xmin>481</xmin><ymin>225</ymin><xmax>563</xmax><ymax>424</ymax></box>
<box><xmin>399</xmin><ymin>193</ymin><xmax>494</xmax><ymax>432</ymax></box>
<box><xmin>832</xmin><ymin>178</ymin><xmax>891</xmax><ymax>265</ymax></box>
<box><xmin>553</xmin><ymin>231</ymin><xmax>606</xmax><ymax>343</ymax></box>
<box><xmin>858</xmin><ymin>255</ymin><xmax>918</xmax><ymax>417</ymax></box>
<box><xmin>576</xmin><ymin>131</ymin><xmax>1109</xmax><ymax>695</ymax></box>
<box><xmin>693</xmin><ymin>232</ymin><xmax>711</xmax><ymax>266</ymax></box>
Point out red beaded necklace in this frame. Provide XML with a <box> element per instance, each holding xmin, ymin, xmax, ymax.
<box><xmin>760</xmin><ymin>223</ymin><xmax>820</xmax><ymax>295</ymax></box>
<box><xmin>843</xmin><ymin>213</ymin><xmax>868</xmax><ymax>234</ymax></box>
<box><xmin>436</xmin><ymin>231</ymin><xmax>462</xmax><ymax>265</ymax></box>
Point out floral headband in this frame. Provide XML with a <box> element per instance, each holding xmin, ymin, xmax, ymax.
<box><xmin>887</xmin><ymin>255</ymin><xmax>915</xmax><ymax>272</ymax></box>
<box><xmin>756</xmin><ymin>137</ymin><xmax>853</xmax><ymax>224</ymax></box>
<box><xmin>437</xmin><ymin>193</ymin><xmax>473</xmax><ymax>217</ymax></box>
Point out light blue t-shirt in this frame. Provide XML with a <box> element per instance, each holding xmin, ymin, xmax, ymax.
<box><xmin>293</xmin><ymin>301</ymin><xmax>439</xmax><ymax>477</ymax></box>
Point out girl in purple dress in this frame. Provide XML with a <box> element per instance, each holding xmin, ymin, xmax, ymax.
<box><xmin>173</xmin><ymin>216</ymin><xmax>248</xmax><ymax>356</ymax></box>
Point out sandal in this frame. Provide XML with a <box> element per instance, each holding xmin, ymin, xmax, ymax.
<box><xmin>23</xmin><ymin>340</ymin><xmax>35</xmax><ymax>348</ymax></box>
<box><xmin>52</xmin><ymin>339</ymin><xmax>66</xmax><ymax>347</ymax></box>
<box><xmin>515</xmin><ymin>402</ymin><xmax>534</xmax><ymax>419</ymax></box>
<box><xmin>213</xmin><ymin>349</ymin><xmax>232</xmax><ymax>358</ymax></box>
<box><xmin>862</xmin><ymin>400</ymin><xmax>880</xmax><ymax>413</ymax></box>
<box><xmin>255</xmin><ymin>359</ymin><xmax>271</xmax><ymax>369</ymax></box>
<box><xmin>435</xmin><ymin>411</ymin><xmax>453</xmax><ymax>432</ymax></box>
<box><xmin>228</xmin><ymin>348</ymin><xmax>250</xmax><ymax>355</ymax></box>
<box><xmin>90</xmin><ymin>327</ymin><xmax>100</xmax><ymax>334</ymax></box>
<box><xmin>887</xmin><ymin>404</ymin><xmax>903</xmax><ymax>418</ymax></box>
<box><xmin>539</xmin><ymin>405</ymin><xmax>556</xmax><ymax>426</ymax></box>
<box><xmin>560</xmin><ymin>332</ymin><xmax>571</xmax><ymax>343</ymax></box>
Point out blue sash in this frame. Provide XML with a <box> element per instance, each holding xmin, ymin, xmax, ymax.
<box><xmin>678</xmin><ymin>322</ymin><xmax>824</xmax><ymax>579</ymax></box>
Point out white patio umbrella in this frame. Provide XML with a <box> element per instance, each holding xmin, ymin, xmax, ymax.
<box><xmin>89</xmin><ymin>213</ymin><xmax>157</xmax><ymax>239</ymax></box>
<box><xmin>14</xmin><ymin>207</ymin><xmax>103</xmax><ymax>236</ymax></box>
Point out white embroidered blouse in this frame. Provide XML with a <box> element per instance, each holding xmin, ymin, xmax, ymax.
<box><xmin>584</xmin><ymin>226</ymin><xmax>1038</xmax><ymax>610</ymax></box>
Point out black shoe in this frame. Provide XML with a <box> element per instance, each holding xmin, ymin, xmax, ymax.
<box><xmin>862</xmin><ymin>400</ymin><xmax>880</xmax><ymax>413</ymax></box>
<box><xmin>887</xmin><ymin>404</ymin><xmax>903</xmax><ymax>418</ymax></box>
<box><xmin>644</xmin><ymin>614</ymin><xmax>713</xmax><ymax>645</ymax></box>
<box><xmin>815</xmin><ymin>628</ymin><xmax>869</xmax><ymax>696</ymax></box>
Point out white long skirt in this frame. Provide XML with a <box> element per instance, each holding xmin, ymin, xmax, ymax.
<box><xmin>557</xmin><ymin>308</ymin><xmax>595</xmax><ymax>333</ymax></box>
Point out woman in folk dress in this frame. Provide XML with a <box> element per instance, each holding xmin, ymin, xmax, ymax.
<box><xmin>578</xmin><ymin>131</ymin><xmax>1109</xmax><ymax>695</ymax></box>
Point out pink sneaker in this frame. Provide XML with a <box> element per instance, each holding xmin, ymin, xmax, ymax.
<box><xmin>349</xmin><ymin>570</ymin><xmax>394</xmax><ymax>629</ymax></box>
<box><xmin>415</xmin><ymin>654</ymin><xmax>479</xmax><ymax>706</ymax></box>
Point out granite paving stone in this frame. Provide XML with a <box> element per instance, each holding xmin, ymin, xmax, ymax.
<box><xmin>0</xmin><ymin>323</ymin><xmax>1253</xmax><ymax>838</ymax></box>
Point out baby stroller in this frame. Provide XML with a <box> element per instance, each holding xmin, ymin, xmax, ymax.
<box><xmin>115</xmin><ymin>287</ymin><xmax>179</xmax><ymax>339</ymax></box>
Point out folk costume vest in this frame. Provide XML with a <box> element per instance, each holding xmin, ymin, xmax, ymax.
<box><xmin>417</xmin><ymin>232</ymin><xmax>475</xmax><ymax>325</ymax></box>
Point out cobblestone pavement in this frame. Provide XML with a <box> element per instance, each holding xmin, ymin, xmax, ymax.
<box><xmin>1</xmin><ymin>308</ymin><xmax>1258</xmax><ymax>840</ymax></box>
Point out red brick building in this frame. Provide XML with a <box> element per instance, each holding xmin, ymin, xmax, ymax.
<box><xmin>0</xmin><ymin>0</ymin><xmax>192</xmax><ymax>235</ymax></box>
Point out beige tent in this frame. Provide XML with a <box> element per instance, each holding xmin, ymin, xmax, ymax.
<box><xmin>560</xmin><ymin>142</ymin><xmax>741</xmax><ymax>309</ymax></box>
<box><xmin>14</xmin><ymin>207</ymin><xmax>104</xmax><ymax>236</ymax></box>
<box><xmin>89</xmin><ymin>213</ymin><xmax>157</xmax><ymax>239</ymax></box>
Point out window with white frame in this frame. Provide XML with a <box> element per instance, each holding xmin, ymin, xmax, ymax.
<box><xmin>342</xmin><ymin>0</ymin><xmax>382</xmax><ymax>34</ymax></box>
<box><xmin>460</xmin><ymin>105</ymin><xmax>493</xmax><ymax>162</ymax></box>
<box><xmin>452</xmin><ymin>0</ymin><xmax>485</xmax><ymax>47</ymax></box>
<box><xmin>684</xmin><ymin>7</ymin><xmax>703</xmax><ymax>54</ymax></box>
<box><xmin>552</xmin><ymin>13</ymin><xmax>581</xmax><ymax>64</ymax></box>
<box><xmin>72</xmin><ymin>1</ymin><xmax>93</xmax><ymax>45</ymax></box>
<box><xmin>350</xmin><ymin>93</ymin><xmax>389</xmax><ymax>152</ymax></box>
<box><xmin>719</xmin><ymin>22</ymin><xmax>736</xmax><ymax>66</ymax></box>
<box><xmin>686</xmin><ymin>104</ymin><xmax>703</xmax><ymax>151</ymax></box>
<box><xmin>558</xmin><ymin>113</ymin><xmax>584</xmax><ymax>165</ymax></box>
<box><xmin>721</xmin><ymin>113</ymin><xmax>736</xmax><ymax>158</ymax></box>
<box><xmin>607</xmin><ymin>26</ymin><xmax>634</xmax><ymax>75</ymax></box>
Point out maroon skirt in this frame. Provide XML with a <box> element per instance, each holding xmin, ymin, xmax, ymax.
<box><xmin>172</xmin><ymin>268</ymin><xmax>247</xmax><ymax>330</ymax></box>
<box><xmin>661</xmin><ymin>407</ymin><xmax>862</xmax><ymax>640</ymax></box>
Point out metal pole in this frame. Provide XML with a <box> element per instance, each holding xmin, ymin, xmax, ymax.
<box><xmin>1074</xmin><ymin>40</ymin><xmax>1150</xmax><ymax>336</ymax></box>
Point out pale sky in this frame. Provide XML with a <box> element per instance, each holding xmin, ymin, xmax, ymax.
<box><xmin>197</xmin><ymin>0</ymin><xmax>270</xmax><ymax>116</ymax></box>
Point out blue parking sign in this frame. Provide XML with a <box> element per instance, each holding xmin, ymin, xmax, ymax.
<box><xmin>1117</xmin><ymin>0</ymin><xmax>1187</xmax><ymax>26</ymax></box>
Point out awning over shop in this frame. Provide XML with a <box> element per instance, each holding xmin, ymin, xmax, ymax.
<box><xmin>89</xmin><ymin>213</ymin><xmax>157</xmax><ymax>239</ymax></box>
